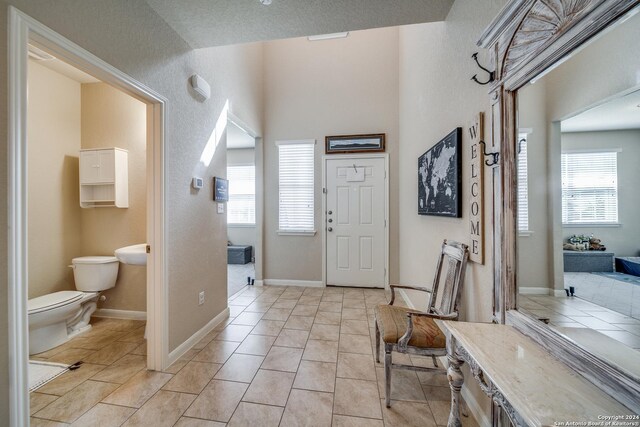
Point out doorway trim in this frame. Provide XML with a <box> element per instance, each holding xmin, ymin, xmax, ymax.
<box><xmin>321</xmin><ymin>153</ymin><xmax>390</xmax><ymax>288</ymax></box>
<box><xmin>227</xmin><ymin>112</ymin><xmax>263</xmax><ymax>284</ymax></box>
<box><xmin>8</xmin><ymin>7</ymin><xmax>168</xmax><ymax>425</ymax></box>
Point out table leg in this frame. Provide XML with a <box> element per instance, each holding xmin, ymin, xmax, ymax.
<box><xmin>447</xmin><ymin>350</ymin><xmax>464</xmax><ymax>427</ymax></box>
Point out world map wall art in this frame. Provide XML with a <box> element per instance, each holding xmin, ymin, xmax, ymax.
<box><xmin>418</xmin><ymin>128</ymin><xmax>462</xmax><ymax>217</ymax></box>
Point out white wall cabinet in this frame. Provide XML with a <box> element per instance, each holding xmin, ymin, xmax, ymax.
<box><xmin>79</xmin><ymin>148</ymin><xmax>128</xmax><ymax>208</ymax></box>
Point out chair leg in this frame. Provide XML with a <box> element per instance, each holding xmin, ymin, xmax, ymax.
<box><xmin>375</xmin><ymin>321</ymin><xmax>380</xmax><ymax>363</ymax></box>
<box><xmin>384</xmin><ymin>346</ymin><xmax>392</xmax><ymax>408</ymax></box>
<box><xmin>432</xmin><ymin>355</ymin><xmax>438</xmax><ymax>368</ymax></box>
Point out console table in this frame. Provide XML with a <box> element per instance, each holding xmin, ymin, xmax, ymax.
<box><xmin>439</xmin><ymin>321</ymin><xmax>631</xmax><ymax>427</ymax></box>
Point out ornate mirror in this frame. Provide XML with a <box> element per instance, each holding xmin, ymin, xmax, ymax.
<box><xmin>482</xmin><ymin>0</ymin><xmax>640</xmax><ymax>411</ymax></box>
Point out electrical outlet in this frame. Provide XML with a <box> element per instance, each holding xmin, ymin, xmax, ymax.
<box><xmin>199</xmin><ymin>291</ymin><xmax>205</xmax><ymax>305</ymax></box>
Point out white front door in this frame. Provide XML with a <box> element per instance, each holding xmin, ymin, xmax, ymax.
<box><xmin>325</xmin><ymin>157</ymin><xmax>387</xmax><ymax>287</ymax></box>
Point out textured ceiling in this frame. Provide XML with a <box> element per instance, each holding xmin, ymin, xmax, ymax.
<box><xmin>145</xmin><ymin>0</ymin><xmax>454</xmax><ymax>48</ymax></box>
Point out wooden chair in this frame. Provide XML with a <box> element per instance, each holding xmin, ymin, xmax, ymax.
<box><xmin>374</xmin><ymin>239</ymin><xmax>469</xmax><ymax>407</ymax></box>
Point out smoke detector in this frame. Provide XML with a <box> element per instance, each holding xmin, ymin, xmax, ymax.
<box><xmin>260</xmin><ymin>0</ymin><xmax>272</xmax><ymax>5</ymax></box>
<box><xmin>28</xmin><ymin>44</ymin><xmax>55</xmax><ymax>61</ymax></box>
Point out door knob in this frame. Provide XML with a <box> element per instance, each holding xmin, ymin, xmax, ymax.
<box><xmin>328</xmin><ymin>219</ymin><xmax>333</xmax><ymax>223</ymax></box>
<box><xmin>328</xmin><ymin>210</ymin><xmax>333</xmax><ymax>215</ymax></box>
<box><xmin>328</xmin><ymin>227</ymin><xmax>333</xmax><ymax>232</ymax></box>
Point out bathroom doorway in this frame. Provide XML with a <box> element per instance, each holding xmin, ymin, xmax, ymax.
<box><xmin>8</xmin><ymin>8</ymin><xmax>167</xmax><ymax>424</ymax></box>
<box><xmin>226</xmin><ymin>113</ymin><xmax>262</xmax><ymax>298</ymax></box>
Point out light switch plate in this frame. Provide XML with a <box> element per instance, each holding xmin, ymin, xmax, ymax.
<box><xmin>217</xmin><ymin>203</ymin><xmax>224</xmax><ymax>214</ymax></box>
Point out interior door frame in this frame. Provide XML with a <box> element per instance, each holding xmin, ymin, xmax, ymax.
<box><xmin>226</xmin><ymin>111</ymin><xmax>263</xmax><ymax>284</ymax></box>
<box><xmin>8</xmin><ymin>7</ymin><xmax>168</xmax><ymax>425</ymax></box>
<box><xmin>321</xmin><ymin>153</ymin><xmax>389</xmax><ymax>289</ymax></box>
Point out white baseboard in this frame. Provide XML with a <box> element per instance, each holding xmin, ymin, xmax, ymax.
<box><xmin>518</xmin><ymin>287</ymin><xmax>552</xmax><ymax>295</ymax></box>
<box><xmin>167</xmin><ymin>307</ymin><xmax>230</xmax><ymax>366</ymax></box>
<box><xmin>462</xmin><ymin>386</ymin><xmax>491</xmax><ymax>427</ymax></box>
<box><xmin>93</xmin><ymin>309</ymin><xmax>147</xmax><ymax>320</ymax></box>
<box><xmin>553</xmin><ymin>289</ymin><xmax>568</xmax><ymax>297</ymax></box>
<box><xmin>254</xmin><ymin>280</ymin><xmax>264</xmax><ymax>287</ymax></box>
<box><xmin>263</xmin><ymin>279</ymin><xmax>324</xmax><ymax>288</ymax></box>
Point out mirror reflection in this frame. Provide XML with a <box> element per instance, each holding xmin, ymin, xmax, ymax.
<box><xmin>516</xmin><ymin>10</ymin><xmax>640</xmax><ymax>377</ymax></box>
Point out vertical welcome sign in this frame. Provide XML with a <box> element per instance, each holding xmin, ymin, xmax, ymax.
<box><xmin>468</xmin><ymin>113</ymin><xmax>484</xmax><ymax>264</ymax></box>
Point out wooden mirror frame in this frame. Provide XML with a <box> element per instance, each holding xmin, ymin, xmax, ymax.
<box><xmin>481</xmin><ymin>0</ymin><xmax>640</xmax><ymax>411</ymax></box>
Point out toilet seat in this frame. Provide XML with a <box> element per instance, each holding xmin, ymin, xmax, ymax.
<box><xmin>28</xmin><ymin>291</ymin><xmax>84</xmax><ymax>315</ymax></box>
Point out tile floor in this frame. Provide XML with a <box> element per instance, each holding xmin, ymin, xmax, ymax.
<box><xmin>564</xmin><ymin>272</ymin><xmax>640</xmax><ymax>319</ymax></box>
<box><xmin>519</xmin><ymin>292</ymin><xmax>640</xmax><ymax>349</ymax></box>
<box><xmin>30</xmin><ymin>285</ymin><xmax>479</xmax><ymax>426</ymax></box>
<box><xmin>228</xmin><ymin>263</ymin><xmax>255</xmax><ymax>298</ymax></box>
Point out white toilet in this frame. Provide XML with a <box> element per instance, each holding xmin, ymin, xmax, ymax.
<box><xmin>28</xmin><ymin>256</ymin><xmax>119</xmax><ymax>355</ymax></box>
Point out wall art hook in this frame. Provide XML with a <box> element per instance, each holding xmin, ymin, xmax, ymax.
<box><xmin>478</xmin><ymin>140</ymin><xmax>500</xmax><ymax>167</ymax></box>
<box><xmin>470</xmin><ymin>52</ymin><xmax>495</xmax><ymax>86</ymax></box>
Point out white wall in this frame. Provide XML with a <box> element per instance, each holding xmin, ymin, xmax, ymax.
<box><xmin>561</xmin><ymin>130</ymin><xmax>640</xmax><ymax>257</ymax></box>
<box><xmin>0</xmin><ymin>5</ymin><xmax>265</xmax><ymax>413</ymax></box>
<box><xmin>227</xmin><ymin>148</ymin><xmax>257</xmax><ymax>257</ymax></box>
<box><xmin>262</xmin><ymin>27</ymin><xmax>400</xmax><ymax>283</ymax></box>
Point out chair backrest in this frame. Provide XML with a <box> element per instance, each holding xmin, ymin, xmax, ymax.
<box><xmin>427</xmin><ymin>240</ymin><xmax>469</xmax><ymax>317</ymax></box>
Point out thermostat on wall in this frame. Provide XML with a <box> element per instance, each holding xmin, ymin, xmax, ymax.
<box><xmin>192</xmin><ymin>177</ymin><xmax>204</xmax><ymax>189</ymax></box>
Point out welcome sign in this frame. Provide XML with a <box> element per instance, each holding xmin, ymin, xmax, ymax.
<box><xmin>468</xmin><ymin>113</ymin><xmax>484</xmax><ymax>264</ymax></box>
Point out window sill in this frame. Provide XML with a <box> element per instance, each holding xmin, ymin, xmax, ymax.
<box><xmin>562</xmin><ymin>223</ymin><xmax>621</xmax><ymax>228</ymax></box>
<box><xmin>229</xmin><ymin>224</ymin><xmax>256</xmax><ymax>228</ymax></box>
<box><xmin>518</xmin><ymin>230</ymin><xmax>534</xmax><ymax>237</ymax></box>
<box><xmin>277</xmin><ymin>230</ymin><xmax>317</xmax><ymax>236</ymax></box>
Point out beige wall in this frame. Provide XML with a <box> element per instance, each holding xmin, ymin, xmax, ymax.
<box><xmin>81</xmin><ymin>82</ymin><xmax>147</xmax><ymax>311</ymax></box>
<box><xmin>227</xmin><ymin>148</ymin><xmax>256</xmax><ymax>256</ymax></box>
<box><xmin>398</xmin><ymin>0</ymin><xmax>507</xmax><ymax>321</ymax></box>
<box><xmin>27</xmin><ymin>60</ymin><xmax>82</xmax><ymax>298</ymax></box>
<box><xmin>263</xmin><ymin>27</ymin><xmax>400</xmax><ymax>283</ymax></box>
<box><xmin>561</xmin><ymin>130</ymin><xmax>640</xmax><ymax>257</ymax></box>
<box><xmin>517</xmin><ymin>80</ymin><xmax>553</xmax><ymax>289</ymax></box>
<box><xmin>0</xmin><ymin>3</ymin><xmax>264</xmax><ymax>413</ymax></box>
<box><xmin>398</xmin><ymin>0</ymin><xmax>508</xmax><ymax>422</ymax></box>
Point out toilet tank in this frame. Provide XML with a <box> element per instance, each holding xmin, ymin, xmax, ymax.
<box><xmin>72</xmin><ymin>256</ymin><xmax>119</xmax><ymax>291</ymax></box>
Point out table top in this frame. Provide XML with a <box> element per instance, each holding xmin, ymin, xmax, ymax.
<box><xmin>440</xmin><ymin>321</ymin><xmax>632</xmax><ymax>426</ymax></box>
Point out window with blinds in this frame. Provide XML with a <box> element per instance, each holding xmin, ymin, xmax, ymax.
<box><xmin>561</xmin><ymin>151</ymin><xmax>618</xmax><ymax>224</ymax></box>
<box><xmin>227</xmin><ymin>165</ymin><xmax>255</xmax><ymax>225</ymax></box>
<box><xmin>278</xmin><ymin>140</ymin><xmax>315</xmax><ymax>233</ymax></box>
<box><xmin>517</xmin><ymin>133</ymin><xmax>529</xmax><ymax>232</ymax></box>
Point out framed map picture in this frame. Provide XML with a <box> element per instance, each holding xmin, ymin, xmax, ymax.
<box><xmin>418</xmin><ymin>128</ymin><xmax>462</xmax><ymax>217</ymax></box>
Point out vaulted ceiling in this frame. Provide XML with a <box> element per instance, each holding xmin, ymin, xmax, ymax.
<box><xmin>145</xmin><ymin>0</ymin><xmax>454</xmax><ymax>48</ymax></box>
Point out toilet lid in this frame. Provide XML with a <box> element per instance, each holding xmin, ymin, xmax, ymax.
<box><xmin>28</xmin><ymin>291</ymin><xmax>84</xmax><ymax>314</ymax></box>
<box><xmin>72</xmin><ymin>256</ymin><xmax>118</xmax><ymax>264</ymax></box>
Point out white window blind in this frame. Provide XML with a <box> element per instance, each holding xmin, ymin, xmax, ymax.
<box><xmin>278</xmin><ymin>140</ymin><xmax>315</xmax><ymax>233</ymax></box>
<box><xmin>517</xmin><ymin>133</ymin><xmax>529</xmax><ymax>232</ymax></box>
<box><xmin>227</xmin><ymin>165</ymin><xmax>255</xmax><ymax>225</ymax></box>
<box><xmin>561</xmin><ymin>151</ymin><xmax>618</xmax><ymax>224</ymax></box>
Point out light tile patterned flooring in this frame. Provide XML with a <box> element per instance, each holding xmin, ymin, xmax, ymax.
<box><xmin>519</xmin><ymin>293</ymin><xmax>640</xmax><ymax>350</ymax></box>
<box><xmin>564</xmin><ymin>272</ymin><xmax>640</xmax><ymax>319</ymax></box>
<box><xmin>30</xmin><ymin>285</ymin><xmax>479</xmax><ymax>426</ymax></box>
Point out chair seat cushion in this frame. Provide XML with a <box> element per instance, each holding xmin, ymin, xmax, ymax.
<box><xmin>374</xmin><ymin>304</ymin><xmax>446</xmax><ymax>348</ymax></box>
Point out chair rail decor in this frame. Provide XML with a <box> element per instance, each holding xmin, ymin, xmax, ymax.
<box><xmin>325</xmin><ymin>133</ymin><xmax>385</xmax><ymax>154</ymax></box>
<box><xmin>418</xmin><ymin>128</ymin><xmax>462</xmax><ymax>217</ymax></box>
